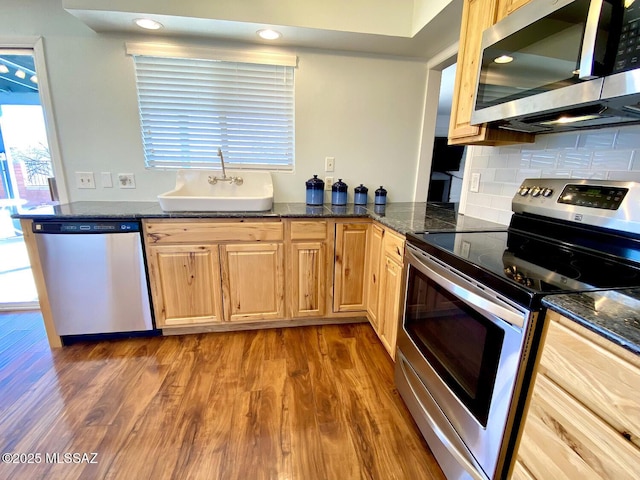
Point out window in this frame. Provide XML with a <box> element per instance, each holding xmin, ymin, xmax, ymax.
<box><xmin>127</xmin><ymin>43</ymin><xmax>296</xmax><ymax>170</ymax></box>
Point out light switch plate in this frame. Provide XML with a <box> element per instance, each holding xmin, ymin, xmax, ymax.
<box><xmin>101</xmin><ymin>172</ymin><xmax>113</xmax><ymax>188</ymax></box>
<box><xmin>470</xmin><ymin>173</ymin><xmax>481</xmax><ymax>193</ymax></box>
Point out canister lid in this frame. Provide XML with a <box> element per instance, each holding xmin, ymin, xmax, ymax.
<box><xmin>332</xmin><ymin>179</ymin><xmax>348</xmax><ymax>192</ymax></box>
<box><xmin>306</xmin><ymin>174</ymin><xmax>325</xmax><ymax>190</ymax></box>
<box><xmin>354</xmin><ymin>184</ymin><xmax>368</xmax><ymax>194</ymax></box>
<box><xmin>375</xmin><ymin>186</ymin><xmax>387</xmax><ymax>196</ymax></box>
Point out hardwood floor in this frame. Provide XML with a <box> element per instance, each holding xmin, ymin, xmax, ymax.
<box><xmin>0</xmin><ymin>311</ymin><xmax>445</xmax><ymax>480</ymax></box>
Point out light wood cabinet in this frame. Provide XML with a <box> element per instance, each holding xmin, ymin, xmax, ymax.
<box><xmin>365</xmin><ymin>224</ymin><xmax>384</xmax><ymax>330</ymax></box>
<box><xmin>448</xmin><ymin>0</ymin><xmax>534</xmax><ymax>146</ymax></box>
<box><xmin>287</xmin><ymin>220</ymin><xmax>330</xmax><ymax>318</ymax></box>
<box><xmin>378</xmin><ymin>255</ymin><xmax>404</xmax><ymax>359</ymax></box>
<box><xmin>146</xmin><ymin>245</ymin><xmax>224</xmax><ymax>327</ymax></box>
<box><xmin>220</xmin><ymin>243</ymin><xmax>285</xmax><ymax>322</ymax></box>
<box><xmin>513</xmin><ymin>310</ymin><xmax>640</xmax><ymax>480</ymax></box>
<box><xmin>144</xmin><ymin>219</ymin><xmax>285</xmax><ymax>327</ymax></box>
<box><xmin>365</xmin><ymin>224</ymin><xmax>405</xmax><ymax>359</ymax></box>
<box><xmin>333</xmin><ymin>222</ymin><xmax>369</xmax><ymax>313</ymax></box>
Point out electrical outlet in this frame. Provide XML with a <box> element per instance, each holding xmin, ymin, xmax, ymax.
<box><xmin>470</xmin><ymin>173</ymin><xmax>481</xmax><ymax>193</ymax></box>
<box><xmin>101</xmin><ymin>172</ymin><xmax>113</xmax><ymax>188</ymax></box>
<box><xmin>325</xmin><ymin>156</ymin><xmax>335</xmax><ymax>172</ymax></box>
<box><xmin>324</xmin><ymin>176</ymin><xmax>333</xmax><ymax>190</ymax></box>
<box><xmin>118</xmin><ymin>173</ymin><xmax>136</xmax><ymax>189</ymax></box>
<box><xmin>76</xmin><ymin>171</ymin><xmax>95</xmax><ymax>189</ymax></box>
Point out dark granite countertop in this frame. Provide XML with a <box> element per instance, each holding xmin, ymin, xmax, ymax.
<box><xmin>18</xmin><ymin>200</ymin><xmax>639</xmax><ymax>353</ymax></box>
<box><xmin>12</xmin><ymin>201</ymin><xmax>505</xmax><ymax>235</ymax></box>
<box><xmin>543</xmin><ymin>290</ymin><xmax>640</xmax><ymax>356</ymax></box>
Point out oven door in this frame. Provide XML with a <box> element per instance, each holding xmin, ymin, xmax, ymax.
<box><xmin>396</xmin><ymin>244</ymin><xmax>533</xmax><ymax>480</ymax></box>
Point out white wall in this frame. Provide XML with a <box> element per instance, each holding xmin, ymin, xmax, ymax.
<box><xmin>460</xmin><ymin>125</ymin><xmax>640</xmax><ymax>225</ymax></box>
<box><xmin>1</xmin><ymin>0</ymin><xmax>428</xmax><ymax>204</ymax></box>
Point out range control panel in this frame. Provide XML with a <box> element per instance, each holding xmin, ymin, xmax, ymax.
<box><xmin>557</xmin><ymin>184</ymin><xmax>628</xmax><ymax>210</ymax></box>
<box><xmin>512</xmin><ymin>179</ymin><xmax>640</xmax><ymax>235</ymax></box>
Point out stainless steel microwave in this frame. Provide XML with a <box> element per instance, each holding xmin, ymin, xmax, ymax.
<box><xmin>471</xmin><ymin>0</ymin><xmax>640</xmax><ymax>133</ymax></box>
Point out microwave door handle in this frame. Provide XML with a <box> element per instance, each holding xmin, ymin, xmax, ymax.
<box><xmin>578</xmin><ymin>0</ymin><xmax>605</xmax><ymax>80</ymax></box>
<box><xmin>407</xmin><ymin>248</ymin><xmax>525</xmax><ymax>328</ymax></box>
<box><xmin>399</xmin><ymin>358</ymin><xmax>489</xmax><ymax>480</ymax></box>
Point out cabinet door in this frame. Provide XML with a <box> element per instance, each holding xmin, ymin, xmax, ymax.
<box><xmin>378</xmin><ymin>256</ymin><xmax>404</xmax><ymax>360</ymax></box>
<box><xmin>147</xmin><ymin>245</ymin><xmax>224</xmax><ymax>327</ymax></box>
<box><xmin>365</xmin><ymin>224</ymin><xmax>384</xmax><ymax>330</ymax></box>
<box><xmin>496</xmin><ymin>0</ymin><xmax>532</xmax><ymax>20</ymax></box>
<box><xmin>517</xmin><ymin>374</ymin><xmax>640</xmax><ymax>480</ymax></box>
<box><xmin>334</xmin><ymin>223</ymin><xmax>368</xmax><ymax>312</ymax></box>
<box><xmin>290</xmin><ymin>241</ymin><xmax>327</xmax><ymax>318</ymax></box>
<box><xmin>448</xmin><ymin>0</ymin><xmax>533</xmax><ymax>146</ymax></box>
<box><xmin>220</xmin><ymin>243</ymin><xmax>285</xmax><ymax>322</ymax></box>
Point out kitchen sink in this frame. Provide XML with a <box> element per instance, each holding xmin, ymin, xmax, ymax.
<box><xmin>158</xmin><ymin>170</ymin><xmax>274</xmax><ymax>212</ymax></box>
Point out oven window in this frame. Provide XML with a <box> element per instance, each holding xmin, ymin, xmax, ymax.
<box><xmin>404</xmin><ymin>265</ymin><xmax>504</xmax><ymax>427</ymax></box>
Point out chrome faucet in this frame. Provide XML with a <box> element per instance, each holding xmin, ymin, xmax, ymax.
<box><xmin>208</xmin><ymin>148</ymin><xmax>243</xmax><ymax>185</ymax></box>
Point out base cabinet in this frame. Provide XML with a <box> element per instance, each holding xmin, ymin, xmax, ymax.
<box><xmin>147</xmin><ymin>245</ymin><xmax>224</xmax><ymax>327</ymax></box>
<box><xmin>288</xmin><ymin>220</ymin><xmax>330</xmax><ymax>318</ymax></box>
<box><xmin>333</xmin><ymin>222</ymin><xmax>369</xmax><ymax>313</ymax></box>
<box><xmin>220</xmin><ymin>243</ymin><xmax>285</xmax><ymax>322</ymax></box>
<box><xmin>513</xmin><ymin>311</ymin><xmax>640</xmax><ymax>479</ymax></box>
<box><xmin>365</xmin><ymin>224</ymin><xmax>405</xmax><ymax>359</ymax></box>
<box><xmin>145</xmin><ymin>219</ymin><xmax>285</xmax><ymax>328</ymax></box>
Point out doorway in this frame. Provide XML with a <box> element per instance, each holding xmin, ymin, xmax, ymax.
<box><xmin>0</xmin><ymin>48</ymin><xmax>58</xmax><ymax>309</ymax></box>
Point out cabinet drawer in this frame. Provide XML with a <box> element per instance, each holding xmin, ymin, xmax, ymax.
<box><xmin>540</xmin><ymin>314</ymin><xmax>640</xmax><ymax>448</ymax></box>
<box><xmin>144</xmin><ymin>220</ymin><xmax>284</xmax><ymax>244</ymax></box>
<box><xmin>383</xmin><ymin>230</ymin><xmax>405</xmax><ymax>265</ymax></box>
<box><xmin>290</xmin><ymin>220</ymin><xmax>327</xmax><ymax>240</ymax></box>
<box><xmin>518</xmin><ymin>374</ymin><xmax>640</xmax><ymax>480</ymax></box>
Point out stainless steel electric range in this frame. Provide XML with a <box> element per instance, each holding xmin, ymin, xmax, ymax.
<box><xmin>395</xmin><ymin>179</ymin><xmax>640</xmax><ymax>480</ymax></box>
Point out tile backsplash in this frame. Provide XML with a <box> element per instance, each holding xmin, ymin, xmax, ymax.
<box><xmin>463</xmin><ymin>125</ymin><xmax>640</xmax><ymax>225</ymax></box>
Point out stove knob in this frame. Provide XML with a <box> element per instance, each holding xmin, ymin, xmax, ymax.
<box><xmin>518</xmin><ymin>186</ymin><xmax>530</xmax><ymax>196</ymax></box>
<box><xmin>542</xmin><ymin>188</ymin><xmax>553</xmax><ymax>197</ymax></box>
<box><xmin>530</xmin><ymin>187</ymin><xmax>542</xmax><ymax>197</ymax></box>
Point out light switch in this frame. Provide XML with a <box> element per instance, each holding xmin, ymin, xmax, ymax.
<box><xmin>76</xmin><ymin>172</ymin><xmax>95</xmax><ymax>189</ymax></box>
<box><xmin>101</xmin><ymin>172</ymin><xmax>113</xmax><ymax>188</ymax></box>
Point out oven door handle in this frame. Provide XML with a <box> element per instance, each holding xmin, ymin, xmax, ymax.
<box><xmin>399</xmin><ymin>355</ymin><xmax>489</xmax><ymax>480</ymax></box>
<box><xmin>407</xmin><ymin>247</ymin><xmax>526</xmax><ymax>329</ymax></box>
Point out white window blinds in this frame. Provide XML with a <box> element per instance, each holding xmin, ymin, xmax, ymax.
<box><xmin>128</xmin><ymin>46</ymin><xmax>295</xmax><ymax>170</ymax></box>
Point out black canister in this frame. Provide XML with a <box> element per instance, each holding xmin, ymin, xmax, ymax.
<box><xmin>375</xmin><ymin>186</ymin><xmax>387</xmax><ymax>205</ymax></box>
<box><xmin>305</xmin><ymin>175</ymin><xmax>325</xmax><ymax>205</ymax></box>
<box><xmin>354</xmin><ymin>184</ymin><xmax>368</xmax><ymax>205</ymax></box>
<box><xmin>331</xmin><ymin>179</ymin><xmax>348</xmax><ymax>205</ymax></box>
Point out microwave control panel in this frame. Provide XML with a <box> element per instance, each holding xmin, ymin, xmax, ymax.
<box><xmin>614</xmin><ymin>3</ymin><xmax>640</xmax><ymax>73</ymax></box>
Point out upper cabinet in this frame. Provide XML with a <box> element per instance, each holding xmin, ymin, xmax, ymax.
<box><xmin>448</xmin><ymin>0</ymin><xmax>535</xmax><ymax>146</ymax></box>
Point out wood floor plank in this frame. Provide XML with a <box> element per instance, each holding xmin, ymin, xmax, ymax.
<box><xmin>0</xmin><ymin>312</ymin><xmax>445</xmax><ymax>480</ymax></box>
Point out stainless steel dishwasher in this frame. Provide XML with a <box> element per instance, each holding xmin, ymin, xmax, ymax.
<box><xmin>33</xmin><ymin>220</ymin><xmax>154</xmax><ymax>339</ymax></box>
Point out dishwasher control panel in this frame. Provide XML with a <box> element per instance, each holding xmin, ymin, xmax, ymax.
<box><xmin>33</xmin><ymin>221</ymin><xmax>141</xmax><ymax>233</ymax></box>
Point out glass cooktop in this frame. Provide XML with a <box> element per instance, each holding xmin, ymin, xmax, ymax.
<box><xmin>407</xmin><ymin>229</ymin><xmax>640</xmax><ymax>308</ymax></box>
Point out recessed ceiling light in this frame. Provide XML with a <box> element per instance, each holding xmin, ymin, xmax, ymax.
<box><xmin>134</xmin><ymin>18</ymin><xmax>163</xmax><ymax>30</ymax></box>
<box><xmin>257</xmin><ymin>29</ymin><xmax>282</xmax><ymax>40</ymax></box>
<box><xmin>30</xmin><ymin>75</ymin><xmax>38</xmax><ymax>84</ymax></box>
<box><xmin>0</xmin><ymin>65</ymin><xmax>8</xmax><ymax>74</ymax></box>
<box><xmin>494</xmin><ymin>55</ymin><xmax>514</xmax><ymax>64</ymax></box>
<box><xmin>15</xmin><ymin>69</ymin><xmax>26</xmax><ymax>79</ymax></box>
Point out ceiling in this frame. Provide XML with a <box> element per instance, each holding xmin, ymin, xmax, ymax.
<box><xmin>62</xmin><ymin>0</ymin><xmax>463</xmax><ymax>60</ymax></box>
